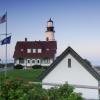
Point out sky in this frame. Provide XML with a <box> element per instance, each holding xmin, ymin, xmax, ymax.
<box><xmin>0</xmin><ymin>0</ymin><xmax>100</xmax><ymax>65</ymax></box>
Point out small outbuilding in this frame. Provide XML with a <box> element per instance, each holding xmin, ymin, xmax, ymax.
<box><xmin>39</xmin><ymin>46</ymin><xmax>100</xmax><ymax>99</ymax></box>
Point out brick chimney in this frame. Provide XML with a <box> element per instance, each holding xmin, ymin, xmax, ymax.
<box><xmin>25</xmin><ymin>38</ymin><xmax>27</xmax><ymax>42</ymax></box>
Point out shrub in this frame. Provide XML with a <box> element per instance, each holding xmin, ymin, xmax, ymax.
<box><xmin>0</xmin><ymin>77</ymin><xmax>83</xmax><ymax>100</ymax></box>
<box><xmin>14</xmin><ymin>64</ymin><xmax>24</xmax><ymax>69</ymax></box>
<box><xmin>43</xmin><ymin>66</ymin><xmax>49</xmax><ymax>69</ymax></box>
<box><xmin>68</xmin><ymin>92</ymin><xmax>83</xmax><ymax>100</ymax></box>
<box><xmin>58</xmin><ymin>84</ymin><xmax>74</xmax><ymax>98</ymax></box>
<box><xmin>32</xmin><ymin>65</ymin><xmax>43</xmax><ymax>69</ymax></box>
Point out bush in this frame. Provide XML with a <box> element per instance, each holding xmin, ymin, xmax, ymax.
<box><xmin>43</xmin><ymin>66</ymin><xmax>49</xmax><ymax>69</ymax></box>
<box><xmin>14</xmin><ymin>64</ymin><xmax>24</xmax><ymax>69</ymax></box>
<box><xmin>0</xmin><ymin>77</ymin><xmax>83</xmax><ymax>100</ymax></box>
<box><xmin>68</xmin><ymin>92</ymin><xmax>83</xmax><ymax>100</ymax></box>
<box><xmin>32</xmin><ymin>65</ymin><xmax>43</xmax><ymax>69</ymax></box>
<box><xmin>47</xmin><ymin>84</ymin><xmax>83</xmax><ymax>100</ymax></box>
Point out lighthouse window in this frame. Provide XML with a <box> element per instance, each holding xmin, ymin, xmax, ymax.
<box><xmin>68</xmin><ymin>59</ymin><xmax>71</xmax><ymax>68</ymax></box>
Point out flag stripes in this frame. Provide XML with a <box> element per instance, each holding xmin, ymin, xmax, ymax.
<box><xmin>0</xmin><ymin>13</ymin><xmax>7</xmax><ymax>24</ymax></box>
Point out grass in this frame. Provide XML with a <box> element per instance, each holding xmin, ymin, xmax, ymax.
<box><xmin>0</xmin><ymin>69</ymin><xmax>44</xmax><ymax>100</ymax></box>
<box><xmin>0</xmin><ymin>69</ymin><xmax>44</xmax><ymax>81</ymax></box>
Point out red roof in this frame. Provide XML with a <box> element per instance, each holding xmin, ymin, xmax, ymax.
<box><xmin>13</xmin><ymin>41</ymin><xmax>57</xmax><ymax>58</ymax></box>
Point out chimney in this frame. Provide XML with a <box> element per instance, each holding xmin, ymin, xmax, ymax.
<box><xmin>25</xmin><ymin>38</ymin><xmax>27</xmax><ymax>42</ymax></box>
<box><xmin>46</xmin><ymin>37</ymin><xmax>49</xmax><ymax>41</ymax></box>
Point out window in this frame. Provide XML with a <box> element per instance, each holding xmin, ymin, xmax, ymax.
<box><xmin>27</xmin><ymin>59</ymin><xmax>30</xmax><ymax>63</ymax></box>
<box><xmin>32</xmin><ymin>59</ymin><xmax>35</xmax><ymax>63</ymax></box>
<box><xmin>19</xmin><ymin>58</ymin><xmax>24</xmax><ymax>64</ymax></box>
<box><xmin>43</xmin><ymin>58</ymin><xmax>50</xmax><ymax>64</ymax></box>
<box><xmin>27</xmin><ymin>49</ymin><xmax>31</xmax><ymax>53</ymax></box>
<box><xmin>21</xmin><ymin>49</ymin><xmax>24</xmax><ymax>52</ymax></box>
<box><xmin>32</xmin><ymin>49</ymin><xmax>42</xmax><ymax>53</ymax></box>
<box><xmin>36</xmin><ymin>59</ymin><xmax>41</xmax><ymax>64</ymax></box>
<box><xmin>68</xmin><ymin>59</ymin><xmax>71</xmax><ymax>68</ymax></box>
<box><xmin>33</xmin><ymin>49</ymin><xmax>36</xmax><ymax>53</ymax></box>
<box><xmin>46</xmin><ymin>59</ymin><xmax>50</xmax><ymax>63</ymax></box>
<box><xmin>46</xmin><ymin>48</ymin><xmax>49</xmax><ymax>51</ymax></box>
<box><xmin>38</xmin><ymin>49</ymin><xmax>42</xmax><ymax>53</ymax></box>
<box><xmin>37</xmin><ymin>59</ymin><xmax>40</xmax><ymax>63</ymax></box>
<box><xmin>47</xmin><ymin>59</ymin><xmax>50</xmax><ymax>63</ymax></box>
<box><xmin>36</xmin><ymin>49</ymin><xmax>38</xmax><ymax>53</ymax></box>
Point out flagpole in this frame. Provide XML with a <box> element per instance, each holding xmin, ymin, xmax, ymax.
<box><xmin>5</xmin><ymin>12</ymin><xmax>7</xmax><ymax>77</ymax></box>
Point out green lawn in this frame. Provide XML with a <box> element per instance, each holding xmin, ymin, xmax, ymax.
<box><xmin>0</xmin><ymin>69</ymin><xmax>44</xmax><ymax>100</ymax></box>
<box><xmin>0</xmin><ymin>69</ymin><xmax>44</xmax><ymax>81</ymax></box>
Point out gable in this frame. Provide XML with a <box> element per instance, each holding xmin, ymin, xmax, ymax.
<box><xmin>42</xmin><ymin>54</ymin><xmax>98</xmax><ymax>87</ymax></box>
<box><xmin>39</xmin><ymin>46</ymin><xmax>100</xmax><ymax>81</ymax></box>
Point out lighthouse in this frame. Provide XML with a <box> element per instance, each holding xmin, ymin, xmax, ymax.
<box><xmin>13</xmin><ymin>19</ymin><xmax>57</xmax><ymax>68</ymax></box>
<box><xmin>46</xmin><ymin>18</ymin><xmax>55</xmax><ymax>41</ymax></box>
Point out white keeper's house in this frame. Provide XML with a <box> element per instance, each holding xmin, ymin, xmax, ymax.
<box><xmin>39</xmin><ymin>46</ymin><xmax>100</xmax><ymax>99</ymax></box>
<box><xmin>13</xmin><ymin>18</ymin><xmax>57</xmax><ymax>68</ymax></box>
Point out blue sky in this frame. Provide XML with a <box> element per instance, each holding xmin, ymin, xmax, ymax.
<box><xmin>0</xmin><ymin>0</ymin><xmax>100</xmax><ymax>65</ymax></box>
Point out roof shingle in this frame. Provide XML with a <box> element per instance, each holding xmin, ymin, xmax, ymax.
<box><xmin>13</xmin><ymin>41</ymin><xmax>57</xmax><ymax>58</ymax></box>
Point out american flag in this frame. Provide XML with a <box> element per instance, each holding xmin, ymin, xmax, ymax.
<box><xmin>0</xmin><ymin>13</ymin><xmax>6</xmax><ymax>24</ymax></box>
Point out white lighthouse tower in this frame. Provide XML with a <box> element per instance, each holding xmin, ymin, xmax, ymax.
<box><xmin>46</xmin><ymin>18</ymin><xmax>55</xmax><ymax>41</ymax></box>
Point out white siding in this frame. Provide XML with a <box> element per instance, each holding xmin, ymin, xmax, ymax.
<box><xmin>42</xmin><ymin>54</ymin><xmax>99</xmax><ymax>99</ymax></box>
<box><xmin>15</xmin><ymin>59</ymin><xmax>19</xmax><ymax>65</ymax></box>
<box><xmin>46</xmin><ymin>31</ymin><xmax>54</xmax><ymax>41</ymax></box>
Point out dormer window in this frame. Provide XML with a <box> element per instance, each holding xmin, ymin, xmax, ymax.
<box><xmin>38</xmin><ymin>49</ymin><xmax>42</xmax><ymax>53</ymax></box>
<box><xmin>46</xmin><ymin>48</ymin><xmax>49</xmax><ymax>51</ymax></box>
<box><xmin>33</xmin><ymin>49</ymin><xmax>36</xmax><ymax>53</ymax></box>
<box><xmin>21</xmin><ymin>49</ymin><xmax>24</xmax><ymax>52</ymax></box>
<box><xmin>27</xmin><ymin>49</ymin><xmax>31</xmax><ymax>53</ymax></box>
<box><xmin>68</xmin><ymin>59</ymin><xmax>71</xmax><ymax>68</ymax></box>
